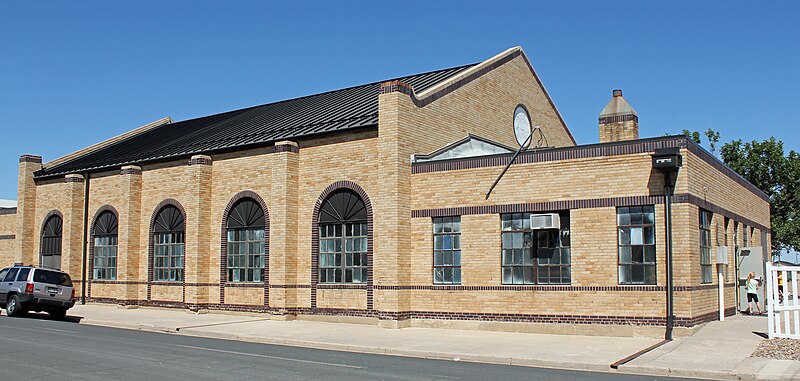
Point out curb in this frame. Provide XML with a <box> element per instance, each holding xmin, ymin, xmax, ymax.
<box><xmin>80</xmin><ymin>318</ymin><xmax>783</xmax><ymax>380</ymax></box>
<box><xmin>79</xmin><ymin>319</ymin><xmax>623</xmax><ymax>374</ymax></box>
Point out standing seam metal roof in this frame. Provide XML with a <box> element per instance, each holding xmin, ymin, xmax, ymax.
<box><xmin>39</xmin><ymin>64</ymin><xmax>475</xmax><ymax>177</ymax></box>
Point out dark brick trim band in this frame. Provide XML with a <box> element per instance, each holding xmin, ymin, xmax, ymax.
<box><xmin>379</xmin><ymin>80</ymin><xmax>415</xmax><ymax>96</ymax></box>
<box><xmin>688</xmin><ymin>194</ymin><xmax>769</xmax><ymax>233</ymax></box>
<box><xmin>189</xmin><ymin>156</ymin><xmax>212</xmax><ymax>166</ymax></box>
<box><xmin>685</xmin><ymin>140</ymin><xmax>769</xmax><ymax>202</ymax></box>
<box><xmin>311</xmin><ymin>180</ymin><xmax>374</xmax><ymax>310</ymax></box>
<box><xmin>412</xmin><ymin>194</ymin><xmax>669</xmax><ymax>218</ymax></box>
<box><xmin>19</xmin><ymin>155</ymin><xmax>42</xmax><ymax>163</ymax></box>
<box><xmin>64</xmin><ymin>175</ymin><xmax>85</xmax><ymax>183</ymax></box>
<box><xmin>39</xmin><ymin>209</ymin><xmax>63</xmax><ymax>268</ymax></box>
<box><xmin>412</xmin><ymin>193</ymin><xmax>770</xmax><ymax>234</ymax></box>
<box><xmin>120</xmin><ymin>167</ymin><xmax>142</xmax><ymax>175</ymax></box>
<box><xmin>412</xmin><ymin>136</ymin><xmax>686</xmax><ymax>174</ymax></box>
<box><xmin>219</xmin><ymin>190</ymin><xmax>270</xmax><ymax>307</ymax></box>
<box><xmin>317</xmin><ymin>284</ymin><xmax>369</xmax><ymax>290</ymax></box>
<box><xmin>271</xmin><ymin>284</ymin><xmax>312</xmax><ymax>289</ymax></box>
<box><xmin>149</xmin><ymin>282</ymin><xmax>184</xmax><ymax>286</ymax></box>
<box><xmin>0</xmin><ymin>234</ymin><xmax>14</xmax><ymax>240</ymax></box>
<box><xmin>372</xmin><ymin>284</ymin><xmax>735</xmax><ymax>292</ymax></box>
<box><xmin>84</xmin><ymin>298</ymin><xmax>724</xmax><ymax>328</ymax></box>
<box><xmin>147</xmin><ymin>199</ymin><xmax>187</xmax><ymax>303</ymax></box>
<box><xmin>273</xmin><ymin>143</ymin><xmax>300</xmax><ymax>154</ymax></box>
<box><xmin>599</xmin><ymin>114</ymin><xmax>638</xmax><ymax>124</ymax></box>
<box><xmin>90</xmin><ymin>280</ymin><xmax>148</xmax><ymax>285</ymax></box>
<box><xmin>0</xmin><ymin>208</ymin><xmax>16</xmax><ymax>215</ymax></box>
<box><xmin>87</xmin><ymin>205</ymin><xmax>119</xmax><ymax>298</ymax></box>
<box><xmin>224</xmin><ymin>283</ymin><xmax>265</xmax><ymax>288</ymax></box>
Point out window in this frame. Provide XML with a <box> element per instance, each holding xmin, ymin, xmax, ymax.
<box><xmin>433</xmin><ymin>217</ymin><xmax>461</xmax><ymax>284</ymax></box>
<box><xmin>41</xmin><ymin>215</ymin><xmax>63</xmax><ymax>270</ymax></box>
<box><xmin>617</xmin><ymin>206</ymin><xmax>656</xmax><ymax>285</ymax></box>
<box><xmin>743</xmin><ymin>224</ymin><xmax>749</xmax><ymax>247</ymax></box>
<box><xmin>93</xmin><ymin>211</ymin><xmax>118</xmax><ymax>280</ymax></box>
<box><xmin>3</xmin><ymin>268</ymin><xmax>19</xmax><ymax>282</ymax></box>
<box><xmin>318</xmin><ymin>189</ymin><xmax>368</xmax><ymax>283</ymax></box>
<box><xmin>700</xmin><ymin>209</ymin><xmax>713</xmax><ymax>283</ymax></box>
<box><xmin>16</xmin><ymin>268</ymin><xmax>30</xmax><ymax>282</ymax></box>
<box><xmin>152</xmin><ymin>205</ymin><xmax>185</xmax><ymax>282</ymax></box>
<box><xmin>226</xmin><ymin>199</ymin><xmax>266</xmax><ymax>283</ymax></box>
<box><xmin>501</xmin><ymin>212</ymin><xmax>571</xmax><ymax>285</ymax></box>
<box><xmin>33</xmin><ymin>269</ymin><xmax>73</xmax><ymax>286</ymax></box>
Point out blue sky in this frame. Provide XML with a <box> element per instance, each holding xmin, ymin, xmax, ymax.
<box><xmin>0</xmin><ymin>1</ymin><xmax>797</xmax><ymax>201</ymax></box>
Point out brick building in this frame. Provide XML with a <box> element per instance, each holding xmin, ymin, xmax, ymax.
<box><xmin>0</xmin><ymin>47</ymin><xmax>770</xmax><ymax>336</ymax></box>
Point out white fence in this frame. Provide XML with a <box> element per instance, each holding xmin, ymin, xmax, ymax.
<box><xmin>767</xmin><ymin>263</ymin><xmax>800</xmax><ymax>339</ymax></box>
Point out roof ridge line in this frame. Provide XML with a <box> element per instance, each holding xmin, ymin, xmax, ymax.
<box><xmin>172</xmin><ymin>63</ymin><xmax>479</xmax><ymax>126</ymax></box>
<box><xmin>43</xmin><ymin>116</ymin><xmax>173</xmax><ymax>169</ymax></box>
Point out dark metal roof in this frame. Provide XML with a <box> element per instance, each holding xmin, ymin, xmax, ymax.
<box><xmin>39</xmin><ymin>64</ymin><xmax>476</xmax><ymax>178</ymax></box>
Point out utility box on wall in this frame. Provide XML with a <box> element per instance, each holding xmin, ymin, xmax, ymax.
<box><xmin>716</xmin><ymin>246</ymin><xmax>729</xmax><ymax>264</ymax></box>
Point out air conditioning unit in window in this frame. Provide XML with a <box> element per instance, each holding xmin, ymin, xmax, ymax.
<box><xmin>530</xmin><ymin>213</ymin><xmax>560</xmax><ymax>230</ymax></box>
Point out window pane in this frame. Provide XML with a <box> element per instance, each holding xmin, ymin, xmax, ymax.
<box><xmin>630</xmin><ymin>227</ymin><xmax>643</xmax><ymax>245</ymax></box>
<box><xmin>619</xmin><ymin>228</ymin><xmax>631</xmax><ymax>245</ymax></box>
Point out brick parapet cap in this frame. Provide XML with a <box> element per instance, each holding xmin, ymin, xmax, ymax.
<box><xmin>19</xmin><ymin>155</ymin><xmax>42</xmax><ymax>164</ymax></box>
<box><xmin>273</xmin><ymin>141</ymin><xmax>300</xmax><ymax>154</ymax></box>
<box><xmin>189</xmin><ymin>155</ymin><xmax>213</xmax><ymax>166</ymax></box>
<box><xmin>120</xmin><ymin>165</ymin><xmax>142</xmax><ymax>175</ymax></box>
<box><xmin>64</xmin><ymin>174</ymin><xmax>85</xmax><ymax>183</ymax></box>
<box><xmin>379</xmin><ymin>80</ymin><xmax>414</xmax><ymax>96</ymax></box>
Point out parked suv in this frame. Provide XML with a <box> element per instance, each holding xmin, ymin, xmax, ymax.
<box><xmin>0</xmin><ymin>266</ymin><xmax>75</xmax><ymax>319</ymax></box>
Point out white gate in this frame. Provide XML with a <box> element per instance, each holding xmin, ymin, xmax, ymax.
<box><xmin>767</xmin><ymin>263</ymin><xmax>800</xmax><ymax>339</ymax></box>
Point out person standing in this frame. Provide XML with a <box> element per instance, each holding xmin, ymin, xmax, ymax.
<box><xmin>747</xmin><ymin>272</ymin><xmax>764</xmax><ymax>315</ymax></box>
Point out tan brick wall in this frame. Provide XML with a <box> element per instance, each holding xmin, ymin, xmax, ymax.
<box><xmin>150</xmin><ymin>284</ymin><xmax>183</xmax><ymax>302</ymax></box>
<box><xmin>224</xmin><ymin>287</ymin><xmax>264</xmax><ymax>306</ymax></box>
<box><xmin>15</xmin><ymin>49</ymin><xmax>768</xmax><ymax>330</ymax></box>
<box><xmin>0</xmin><ymin>212</ymin><xmax>16</xmax><ymax>267</ymax></box>
<box><xmin>599</xmin><ymin>120</ymin><xmax>638</xmax><ymax>143</ymax></box>
<box><xmin>316</xmin><ymin>289</ymin><xmax>367</xmax><ymax>310</ymax></box>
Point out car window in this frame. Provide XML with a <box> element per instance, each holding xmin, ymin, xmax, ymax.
<box><xmin>33</xmin><ymin>269</ymin><xmax>73</xmax><ymax>286</ymax></box>
<box><xmin>16</xmin><ymin>268</ymin><xmax>31</xmax><ymax>282</ymax></box>
<box><xmin>0</xmin><ymin>268</ymin><xmax>8</xmax><ymax>281</ymax></box>
<box><xmin>3</xmin><ymin>268</ymin><xmax>19</xmax><ymax>282</ymax></box>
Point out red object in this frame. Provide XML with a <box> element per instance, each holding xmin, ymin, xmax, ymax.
<box><xmin>71</xmin><ymin>289</ymin><xmax>76</xmax><ymax>299</ymax></box>
<box><xmin>24</xmin><ymin>283</ymin><xmax>34</xmax><ymax>293</ymax></box>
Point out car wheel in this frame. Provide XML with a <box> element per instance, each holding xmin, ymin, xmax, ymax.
<box><xmin>49</xmin><ymin>308</ymin><xmax>67</xmax><ymax>320</ymax></box>
<box><xmin>7</xmin><ymin>295</ymin><xmax>24</xmax><ymax>317</ymax></box>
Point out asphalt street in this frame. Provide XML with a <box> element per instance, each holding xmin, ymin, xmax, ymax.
<box><xmin>0</xmin><ymin>313</ymin><xmax>698</xmax><ymax>381</ymax></box>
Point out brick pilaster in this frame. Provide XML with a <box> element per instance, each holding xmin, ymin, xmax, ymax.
<box><xmin>63</xmin><ymin>174</ymin><xmax>86</xmax><ymax>285</ymax></box>
<box><xmin>270</xmin><ymin>141</ymin><xmax>299</xmax><ymax>309</ymax></box>
<box><xmin>118</xmin><ymin>165</ymin><xmax>142</xmax><ymax>301</ymax></box>
<box><xmin>376</xmin><ymin>91</ymin><xmax>413</xmax><ymax>318</ymax></box>
<box><xmin>186</xmin><ymin>155</ymin><xmax>213</xmax><ymax>305</ymax></box>
<box><xmin>16</xmin><ymin>155</ymin><xmax>42</xmax><ymax>266</ymax></box>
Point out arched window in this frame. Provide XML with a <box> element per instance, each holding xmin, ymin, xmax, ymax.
<box><xmin>41</xmin><ymin>214</ymin><xmax>63</xmax><ymax>270</ymax></box>
<box><xmin>93</xmin><ymin>210</ymin><xmax>118</xmax><ymax>280</ymax></box>
<box><xmin>318</xmin><ymin>189</ymin><xmax>368</xmax><ymax>283</ymax></box>
<box><xmin>153</xmin><ymin>205</ymin><xmax>185</xmax><ymax>281</ymax></box>
<box><xmin>226</xmin><ymin>198</ymin><xmax>266</xmax><ymax>282</ymax></box>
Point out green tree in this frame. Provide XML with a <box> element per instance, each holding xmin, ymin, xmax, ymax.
<box><xmin>705</xmin><ymin>128</ymin><xmax>720</xmax><ymax>155</ymax></box>
<box><xmin>720</xmin><ymin>138</ymin><xmax>800</xmax><ymax>253</ymax></box>
<box><xmin>682</xmin><ymin>129</ymin><xmax>701</xmax><ymax>144</ymax></box>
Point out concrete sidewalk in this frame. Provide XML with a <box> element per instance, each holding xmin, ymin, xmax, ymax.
<box><xmin>60</xmin><ymin>304</ymin><xmax>800</xmax><ymax>380</ymax></box>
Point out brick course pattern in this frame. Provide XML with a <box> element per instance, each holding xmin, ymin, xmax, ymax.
<box><xmin>13</xmin><ymin>48</ymin><xmax>770</xmax><ymax>334</ymax></box>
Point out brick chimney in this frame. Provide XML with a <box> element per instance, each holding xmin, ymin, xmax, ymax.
<box><xmin>599</xmin><ymin>89</ymin><xmax>638</xmax><ymax>143</ymax></box>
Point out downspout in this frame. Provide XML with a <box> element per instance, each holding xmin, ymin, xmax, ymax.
<box><xmin>81</xmin><ymin>172</ymin><xmax>90</xmax><ymax>304</ymax></box>
<box><xmin>664</xmin><ymin>171</ymin><xmax>675</xmax><ymax>340</ymax></box>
